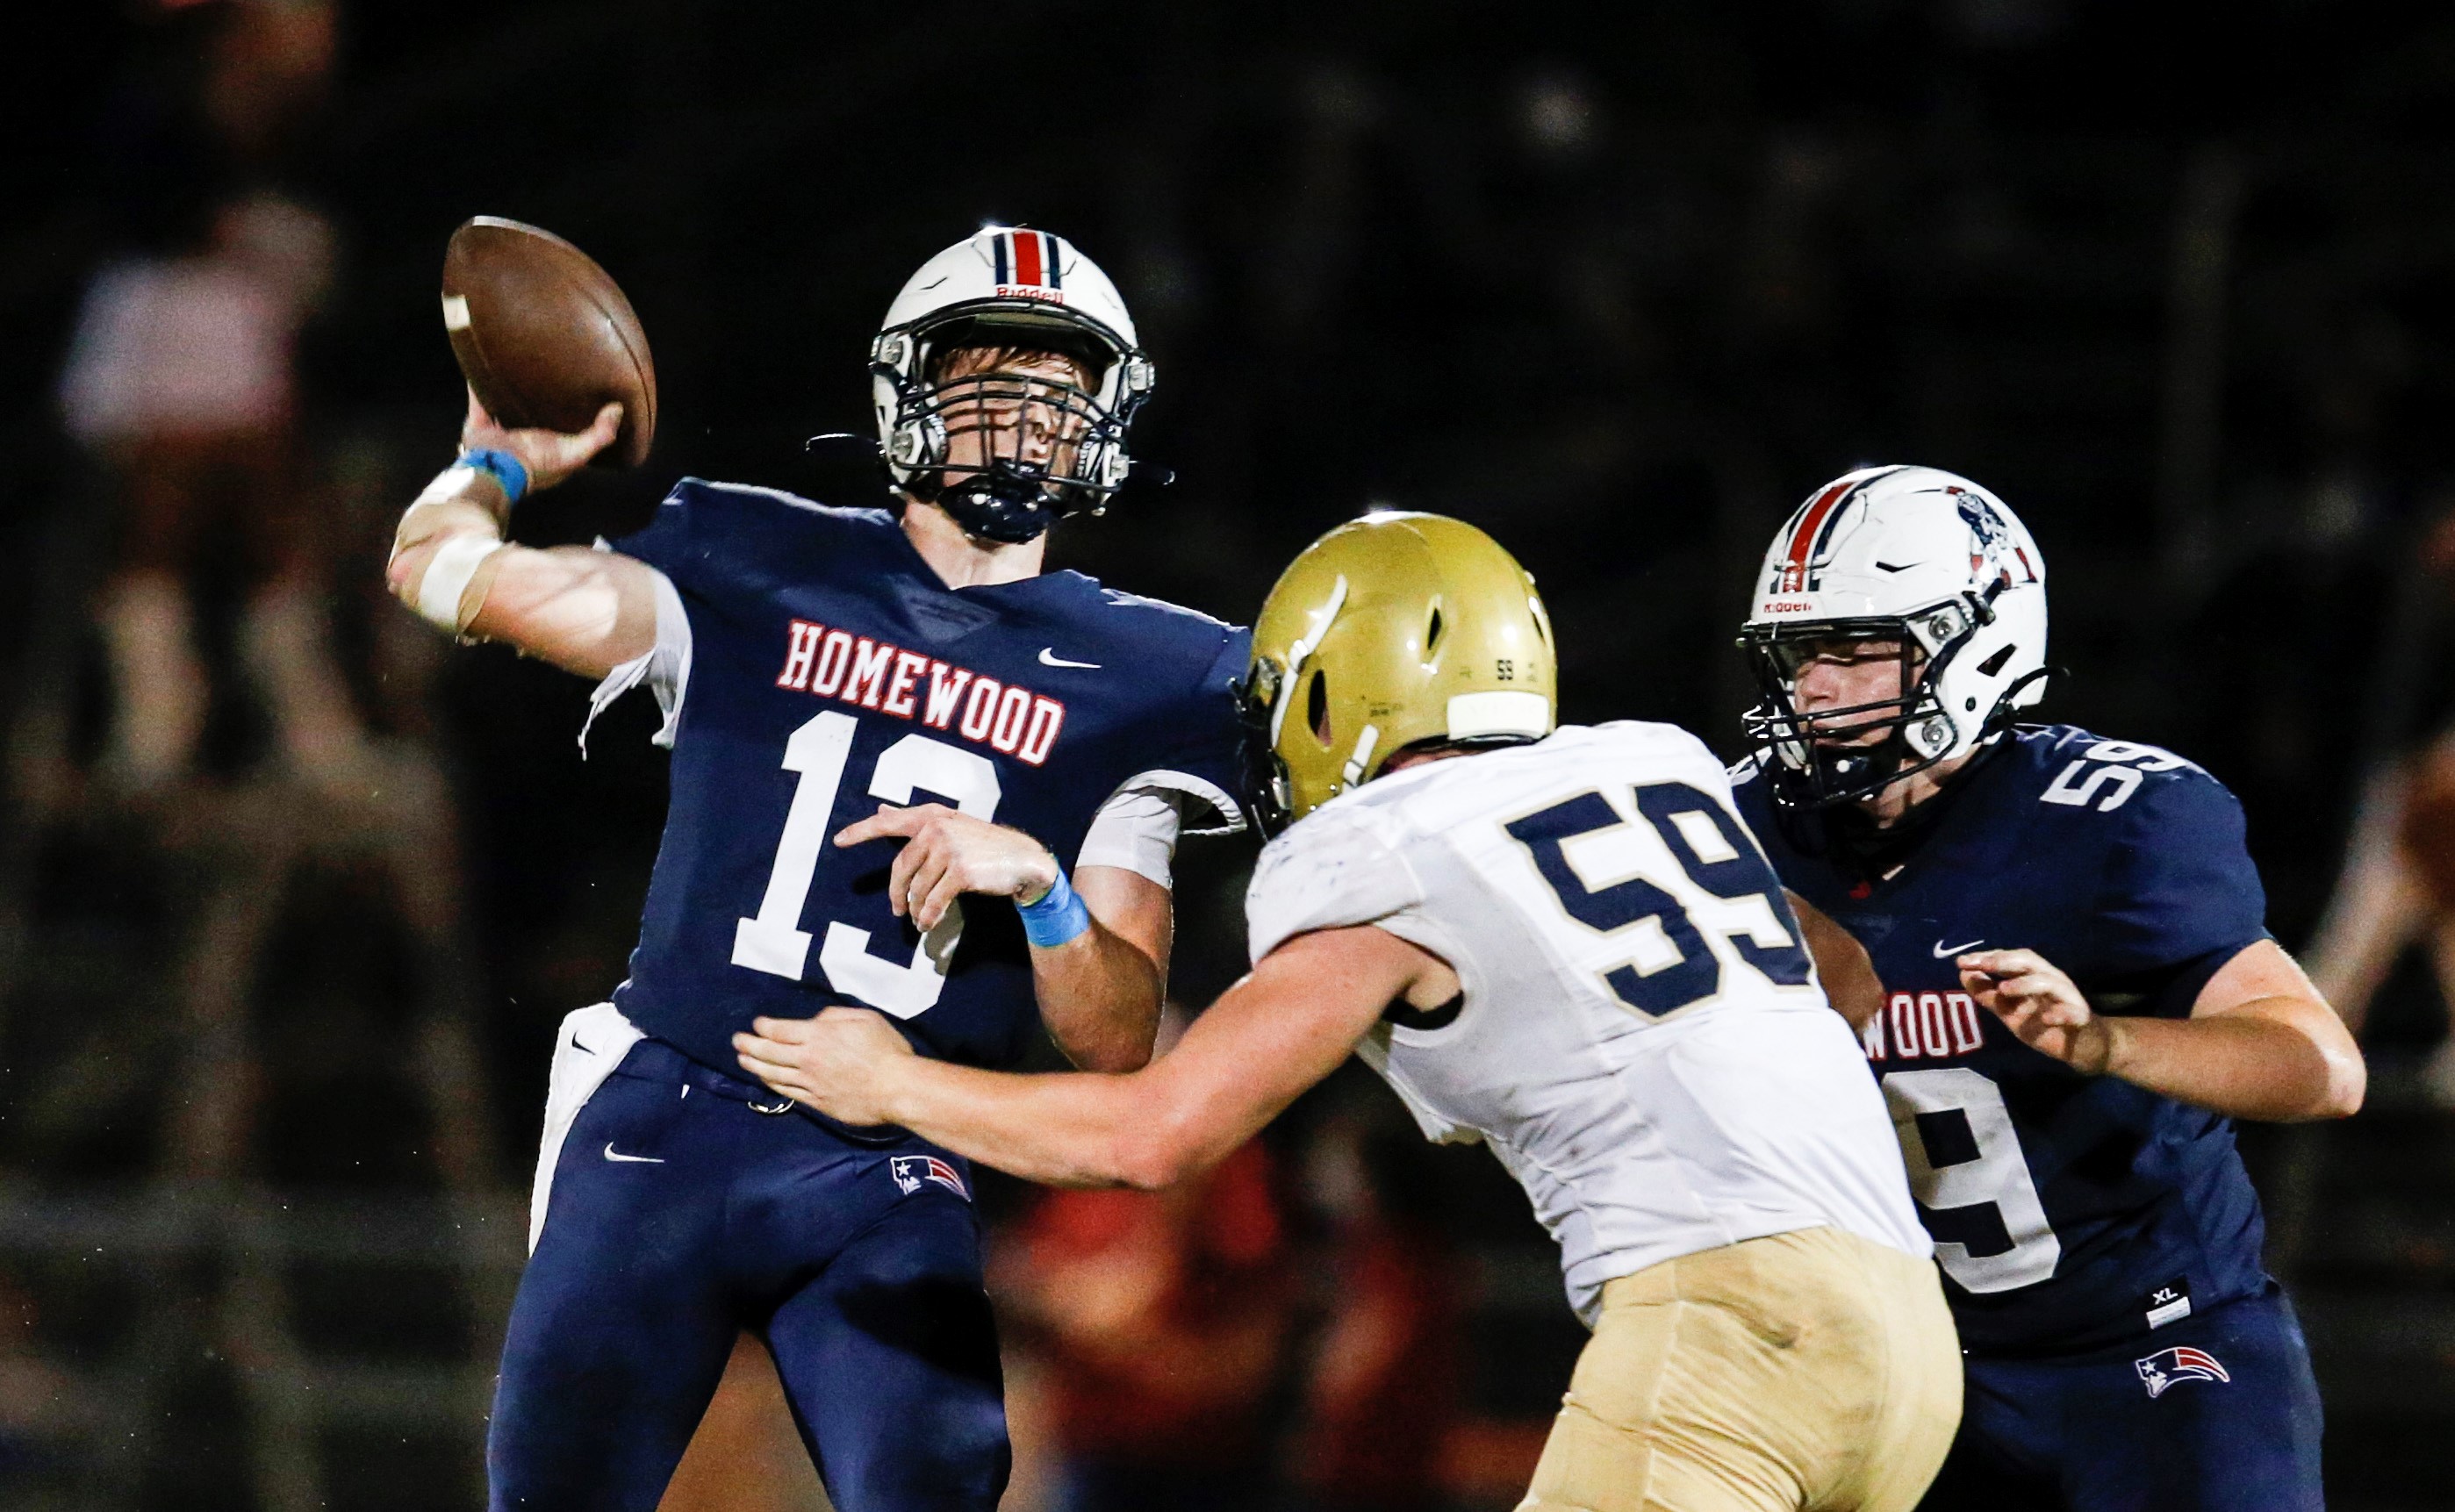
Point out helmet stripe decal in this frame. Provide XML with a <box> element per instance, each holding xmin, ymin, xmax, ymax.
<box><xmin>1778</xmin><ymin>477</ymin><xmax>1857</xmax><ymax>591</ymax></box>
<box><xmin>1805</xmin><ymin>484</ymin><xmax>1859</xmax><ymax>558</ymax></box>
<box><xmin>1015</xmin><ymin>229</ymin><xmax>1044</xmax><ymax>287</ymax></box>
<box><xmin>991</xmin><ymin>232</ymin><xmax>1010</xmax><ymax>285</ymax></box>
<box><xmin>1045</xmin><ymin>233</ymin><xmax>1063</xmax><ymax>289</ymax></box>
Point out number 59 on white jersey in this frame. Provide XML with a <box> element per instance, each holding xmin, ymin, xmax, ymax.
<box><xmin>1244</xmin><ymin>720</ymin><xmax>1932</xmax><ymax>1324</ymax></box>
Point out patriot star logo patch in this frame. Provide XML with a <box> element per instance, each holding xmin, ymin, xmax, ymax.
<box><xmin>889</xmin><ymin>1154</ymin><xmax>969</xmax><ymax>1201</ymax></box>
<box><xmin>2136</xmin><ymin>1345</ymin><xmax>2230</xmax><ymax>1399</ymax></box>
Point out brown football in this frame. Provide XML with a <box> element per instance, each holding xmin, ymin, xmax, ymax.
<box><xmin>441</xmin><ymin>217</ymin><xmax>657</xmax><ymax>466</ymax></box>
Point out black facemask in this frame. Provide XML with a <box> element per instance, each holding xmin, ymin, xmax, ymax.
<box><xmin>1738</xmin><ymin>621</ymin><xmax>1960</xmax><ymax>812</ymax></box>
<box><xmin>887</xmin><ymin>363</ymin><xmax>1131</xmax><ymax>546</ymax></box>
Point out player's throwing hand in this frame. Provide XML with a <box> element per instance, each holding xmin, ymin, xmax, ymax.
<box><xmin>734</xmin><ymin>1007</ymin><xmax>913</xmax><ymax>1124</ymax></box>
<box><xmin>1960</xmin><ymin>948</ymin><xmax>2113</xmax><ymax>1074</ymax></box>
<box><xmin>833</xmin><ymin>804</ymin><xmax>1062</xmax><ymax>930</ymax></box>
<box><xmin>459</xmin><ymin>387</ymin><xmax>623</xmax><ymax>496</ymax></box>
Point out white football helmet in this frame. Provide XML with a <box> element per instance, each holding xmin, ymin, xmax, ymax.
<box><xmin>869</xmin><ymin>227</ymin><xmax>1156</xmax><ymax>543</ymax></box>
<box><xmin>1738</xmin><ymin>464</ymin><xmax>2049</xmax><ymax>808</ymax></box>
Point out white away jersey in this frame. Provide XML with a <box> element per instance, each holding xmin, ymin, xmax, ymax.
<box><xmin>1246</xmin><ymin>722</ymin><xmax>1930</xmax><ymax>1323</ymax></box>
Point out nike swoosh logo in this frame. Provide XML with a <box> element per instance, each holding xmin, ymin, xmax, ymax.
<box><xmin>570</xmin><ymin>1033</ymin><xmax>592</xmax><ymax>1055</ymax></box>
<box><xmin>1934</xmin><ymin>938</ymin><xmax>1986</xmax><ymax>958</ymax></box>
<box><xmin>602</xmin><ymin>1143</ymin><xmax>665</xmax><ymax>1164</ymax></box>
<box><xmin>1037</xmin><ymin>648</ymin><xmax>1101</xmax><ymax>669</ymax></box>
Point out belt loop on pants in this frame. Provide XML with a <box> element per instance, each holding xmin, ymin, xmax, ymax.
<box><xmin>620</xmin><ymin>1038</ymin><xmax>795</xmax><ymax>1111</ymax></box>
<box><xmin>616</xmin><ymin>1037</ymin><xmax>909</xmax><ymax>1143</ymax></box>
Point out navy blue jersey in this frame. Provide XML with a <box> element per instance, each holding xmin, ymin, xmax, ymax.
<box><xmin>1734</xmin><ymin>725</ymin><xmax>2273</xmax><ymax>1356</ymax></box>
<box><xmin>606</xmin><ymin>480</ymin><xmax>1247</xmax><ymax>1075</ymax></box>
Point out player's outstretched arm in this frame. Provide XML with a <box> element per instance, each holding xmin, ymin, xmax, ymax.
<box><xmin>1790</xmin><ymin>890</ymin><xmax>1884</xmax><ymax>1030</ymax></box>
<box><xmin>384</xmin><ymin>391</ymin><xmax>663</xmax><ymax>678</ymax></box>
<box><xmin>1960</xmin><ymin>942</ymin><xmax>2365</xmax><ymax>1122</ymax></box>
<box><xmin>734</xmin><ymin>925</ymin><xmax>1451</xmax><ymax>1188</ymax></box>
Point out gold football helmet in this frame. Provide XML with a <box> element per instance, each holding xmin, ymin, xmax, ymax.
<box><xmin>1243</xmin><ymin>511</ymin><xmax>1556</xmax><ymax>832</ymax></box>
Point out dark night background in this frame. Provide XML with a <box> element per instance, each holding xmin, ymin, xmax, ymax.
<box><xmin>7</xmin><ymin>3</ymin><xmax>2455</xmax><ymax>1508</ymax></box>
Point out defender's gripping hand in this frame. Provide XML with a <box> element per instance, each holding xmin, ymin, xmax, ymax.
<box><xmin>1960</xmin><ymin>948</ymin><xmax>2113</xmax><ymax>1075</ymax></box>
<box><xmin>461</xmin><ymin>387</ymin><xmax>623</xmax><ymax>498</ymax></box>
<box><xmin>735</xmin><ymin>1007</ymin><xmax>912</xmax><ymax>1125</ymax></box>
<box><xmin>834</xmin><ymin>804</ymin><xmax>1060</xmax><ymax>931</ymax></box>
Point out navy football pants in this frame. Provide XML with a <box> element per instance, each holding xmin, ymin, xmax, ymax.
<box><xmin>1918</xmin><ymin>1288</ymin><xmax>2322</xmax><ymax>1512</ymax></box>
<box><xmin>488</xmin><ymin>1041</ymin><xmax>1009</xmax><ymax>1512</ymax></box>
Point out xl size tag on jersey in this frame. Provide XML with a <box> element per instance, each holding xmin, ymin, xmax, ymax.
<box><xmin>2144</xmin><ymin>1277</ymin><xmax>2193</xmax><ymax>1329</ymax></box>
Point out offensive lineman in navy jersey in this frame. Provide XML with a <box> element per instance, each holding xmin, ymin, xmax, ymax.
<box><xmin>1729</xmin><ymin>466</ymin><xmax>2365</xmax><ymax>1512</ymax></box>
<box><xmin>384</xmin><ymin>229</ymin><xmax>1247</xmax><ymax>1512</ymax></box>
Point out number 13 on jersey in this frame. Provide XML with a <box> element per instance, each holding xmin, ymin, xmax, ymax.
<box><xmin>731</xmin><ymin>710</ymin><xmax>1003</xmax><ymax>1018</ymax></box>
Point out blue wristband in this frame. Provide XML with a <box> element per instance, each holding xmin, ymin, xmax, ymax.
<box><xmin>1016</xmin><ymin>866</ymin><xmax>1091</xmax><ymax>949</ymax></box>
<box><xmin>457</xmin><ymin>447</ymin><xmax>530</xmax><ymax>506</ymax></box>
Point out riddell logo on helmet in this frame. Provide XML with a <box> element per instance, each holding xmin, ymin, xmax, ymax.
<box><xmin>1760</xmin><ymin>598</ymin><xmax>1815</xmax><ymax>614</ymax></box>
<box><xmin>994</xmin><ymin>285</ymin><xmax>1066</xmax><ymax>305</ymax></box>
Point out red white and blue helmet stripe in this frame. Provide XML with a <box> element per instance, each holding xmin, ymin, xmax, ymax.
<box><xmin>990</xmin><ymin>228</ymin><xmax>1065</xmax><ymax>290</ymax></box>
<box><xmin>1768</xmin><ymin>465</ymin><xmax>1905</xmax><ymax>594</ymax></box>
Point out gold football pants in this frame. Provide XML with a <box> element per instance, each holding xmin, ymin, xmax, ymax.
<box><xmin>1519</xmin><ymin>1225</ymin><xmax>1961</xmax><ymax>1512</ymax></box>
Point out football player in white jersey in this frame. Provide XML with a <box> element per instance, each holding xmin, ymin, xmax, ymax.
<box><xmin>736</xmin><ymin>512</ymin><xmax>1962</xmax><ymax>1512</ymax></box>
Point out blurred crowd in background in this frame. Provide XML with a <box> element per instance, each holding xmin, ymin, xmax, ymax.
<box><xmin>11</xmin><ymin>2</ymin><xmax>2455</xmax><ymax>1508</ymax></box>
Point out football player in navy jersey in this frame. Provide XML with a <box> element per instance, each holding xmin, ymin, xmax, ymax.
<box><xmin>1728</xmin><ymin>465</ymin><xmax>2365</xmax><ymax>1512</ymax></box>
<box><xmin>384</xmin><ymin>228</ymin><xmax>1248</xmax><ymax>1512</ymax></box>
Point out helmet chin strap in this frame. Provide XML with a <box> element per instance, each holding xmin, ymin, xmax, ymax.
<box><xmin>930</xmin><ymin>459</ymin><xmax>1065</xmax><ymax>545</ymax></box>
<box><xmin>1807</xmin><ymin>735</ymin><xmax>1909</xmax><ymax>796</ymax></box>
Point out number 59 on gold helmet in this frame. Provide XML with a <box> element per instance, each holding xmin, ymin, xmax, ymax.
<box><xmin>1240</xmin><ymin>512</ymin><xmax>1557</xmax><ymax>834</ymax></box>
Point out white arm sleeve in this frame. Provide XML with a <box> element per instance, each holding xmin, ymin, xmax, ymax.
<box><xmin>1073</xmin><ymin>769</ymin><xmax>1246</xmax><ymax>888</ymax></box>
<box><xmin>579</xmin><ymin>564</ymin><xmax>693</xmax><ymax>756</ymax></box>
<box><xmin>1076</xmin><ymin>785</ymin><xmax>1187</xmax><ymax>888</ymax></box>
